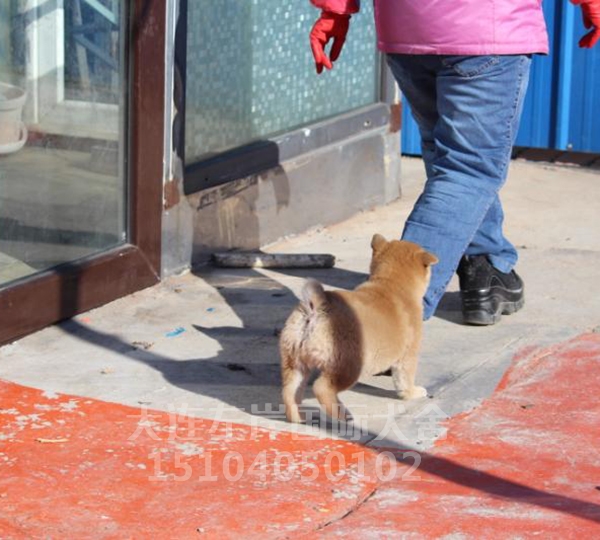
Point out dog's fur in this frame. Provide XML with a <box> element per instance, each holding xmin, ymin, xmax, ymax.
<box><xmin>279</xmin><ymin>234</ymin><xmax>438</xmax><ymax>423</ymax></box>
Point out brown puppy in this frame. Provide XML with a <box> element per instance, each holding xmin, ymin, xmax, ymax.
<box><xmin>280</xmin><ymin>234</ymin><xmax>438</xmax><ymax>423</ymax></box>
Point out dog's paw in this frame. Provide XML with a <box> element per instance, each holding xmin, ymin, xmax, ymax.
<box><xmin>285</xmin><ymin>406</ymin><xmax>304</xmax><ymax>424</ymax></box>
<box><xmin>398</xmin><ymin>386</ymin><xmax>428</xmax><ymax>400</ymax></box>
<box><xmin>336</xmin><ymin>409</ymin><xmax>353</xmax><ymax>423</ymax></box>
<box><xmin>324</xmin><ymin>404</ymin><xmax>352</xmax><ymax>423</ymax></box>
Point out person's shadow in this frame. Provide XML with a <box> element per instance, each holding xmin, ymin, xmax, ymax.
<box><xmin>184</xmin><ymin>264</ymin><xmax>384</xmax><ymax>414</ymax></box>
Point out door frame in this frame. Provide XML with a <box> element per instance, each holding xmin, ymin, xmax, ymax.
<box><xmin>0</xmin><ymin>0</ymin><xmax>165</xmax><ymax>346</ymax></box>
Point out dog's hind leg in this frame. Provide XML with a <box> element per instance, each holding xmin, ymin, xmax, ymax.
<box><xmin>313</xmin><ymin>373</ymin><xmax>354</xmax><ymax>421</ymax></box>
<box><xmin>282</xmin><ymin>360</ymin><xmax>310</xmax><ymax>423</ymax></box>
<box><xmin>392</xmin><ymin>348</ymin><xmax>427</xmax><ymax>400</ymax></box>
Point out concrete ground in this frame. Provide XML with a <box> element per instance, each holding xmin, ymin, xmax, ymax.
<box><xmin>1</xmin><ymin>157</ymin><xmax>600</xmax><ymax>537</ymax></box>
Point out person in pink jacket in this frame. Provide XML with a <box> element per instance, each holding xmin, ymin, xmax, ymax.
<box><xmin>310</xmin><ymin>0</ymin><xmax>600</xmax><ymax>325</ymax></box>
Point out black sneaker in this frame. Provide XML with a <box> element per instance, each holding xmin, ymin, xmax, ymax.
<box><xmin>457</xmin><ymin>255</ymin><xmax>524</xmax><ymax>326</ymax></box>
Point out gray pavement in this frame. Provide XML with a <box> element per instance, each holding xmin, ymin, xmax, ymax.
<box><xmin>1</xmin><ymin>157</ymin><xmax>599</xmax><ymax>449</ymax></box>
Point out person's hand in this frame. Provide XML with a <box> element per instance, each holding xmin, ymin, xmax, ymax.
<box><xmin>309</xmin><ymin>11</ymin><xmax>351</xmax><ymax>74</ymax></box>
<box><xmin>572</xmin><ymin>0</ymin><xmax>600</xmax><ymax>48</ymax></box>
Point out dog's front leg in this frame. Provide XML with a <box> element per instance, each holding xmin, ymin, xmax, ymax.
<box><xmin>392</xmin><ymin>356</ymin><xmax>427</xmax><ymax>400</ymax></box>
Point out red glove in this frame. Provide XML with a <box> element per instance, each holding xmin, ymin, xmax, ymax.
<box><xmin>572</xmin><ymin>0</ymin><xmax>600</xmax><ymax>48</ymax></box>
<box><xmin>309</xmin><ymin>12</ymin><xmax>351</xmax><ymax>74</ymax></box>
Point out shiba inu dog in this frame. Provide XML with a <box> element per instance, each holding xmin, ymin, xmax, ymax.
<box><xmin>280</xmin><ymin>234</ymin><xmax>438</xmax><ymax>423</ymax></box>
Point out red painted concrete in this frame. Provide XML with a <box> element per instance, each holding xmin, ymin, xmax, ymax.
<box><xmin>2</xmin><ymin>334</ymin><xmax>600</xmax><ymax>538</ymax></box>
<box><xmin>317</xmin><ymin>333</ymin><xmax>600</xmax><ymax>537</ymax></box>
<box><xmin>0</xmin><ymin>383</ymin><xmax>379</xmax><ymax>538</ymax></box>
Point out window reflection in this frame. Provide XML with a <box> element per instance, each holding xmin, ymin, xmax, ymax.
<box><xmin>0</xmin><ymin>1</ymin><xmax>127</xmax><ymax>286</ymax></box>
<box><xmin>185</xmin><ymin>1</ymin><xmax>379</xmax><ymax>164</ymax></box>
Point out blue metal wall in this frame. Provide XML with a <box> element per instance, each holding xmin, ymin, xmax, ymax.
<box><xmin>401</xmin><ymin>0</ymin><xmax>600</xmax><ymax>155</ymax></box>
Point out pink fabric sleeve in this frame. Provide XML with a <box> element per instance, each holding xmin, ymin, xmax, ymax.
<box><xmin>310</xmin><ymin>0</ymin><xmax>360</xmax><ymax>15</ymax></box>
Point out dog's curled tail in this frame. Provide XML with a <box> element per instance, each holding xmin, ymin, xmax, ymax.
<box><xmin>300</xmin><ymin>279</ymin><xmax>327</xmax><ymax>314</ymax></box>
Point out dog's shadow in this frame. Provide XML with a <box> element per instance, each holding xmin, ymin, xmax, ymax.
<box><xmin>61</xmin><ymin>258</ymin><xmax>462</xmax><ymax>427</ymax></box>
<box><xmin>144</xmin><ymin>266</ymin><xmax>460</xmax><ymax>419</ymax></box>
<box><xmin>154</xmin><ymin>265</ymin><xmax>373</xmax><ymax>421</ymax></box>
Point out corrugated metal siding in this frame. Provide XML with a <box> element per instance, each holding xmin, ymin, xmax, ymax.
<box><xmin>401</xmin><ymin>0</ymin><xmax>600</xmax><ymax>155</ymax></box>
<box><xmin>566</xmin><ymin>12</ymin><xmax>600</xmax><ymax>152</ymax></box>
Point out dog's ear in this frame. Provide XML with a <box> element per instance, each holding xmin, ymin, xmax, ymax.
<box><xmin>371</xmin><ymin>234</ymin><xmax>387</xmax><ymax>252</ymax></box>
<box><xmin>421</xmin><ymin>251</ymin><xmax>438</xmax><ymax>267</ymax></box>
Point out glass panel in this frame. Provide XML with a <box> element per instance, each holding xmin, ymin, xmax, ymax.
<box><xmin>0</xmin><ymin>0</ymin><xmax>127</xmax><ymax>286</ymax></box>
<box><xmin>185</xmin><ymin>1</ymin><xmax>379</xmax><ymax>163</ymax></box>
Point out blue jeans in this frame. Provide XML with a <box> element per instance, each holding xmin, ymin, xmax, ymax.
<box><xmin>386</xmin><ymin>54</ymin><xmax>532</xmax><ymax>319</ymax></box>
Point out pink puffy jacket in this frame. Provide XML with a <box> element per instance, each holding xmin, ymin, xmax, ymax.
<box><xmin>310</xmin><ymin>0</ymin><xmax>549</xmax><ymax>55</ymax></box>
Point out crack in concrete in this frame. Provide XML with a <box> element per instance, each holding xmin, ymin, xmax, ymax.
<box><xmin>293</xmin><ymin>484</ymin><xmax>380</xmax><ymax>539</ymax></box>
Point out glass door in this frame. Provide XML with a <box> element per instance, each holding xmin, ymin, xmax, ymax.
<box><xmin>0</xmin><ymin>0</ymin><xmax>126</xmax><ymax>285</ymax></box>
<box><xmin>0</xmin><ymin>0</ymin><xmax>164</xmax><ymax>345</ymax></box>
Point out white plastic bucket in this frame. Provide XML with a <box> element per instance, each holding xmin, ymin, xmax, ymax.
<box><xmin>0</xmin><ymin>82</ymin><xmax>27</xmax><ymax>153</ymax></box>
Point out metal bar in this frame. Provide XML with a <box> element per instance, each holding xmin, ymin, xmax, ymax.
<box><xmin>555</xmin><ymin>0</ymin><xmax>575</xmax><ymax>150</ymax></box>
<box><xmin>73</xmin><ymin>0</ymin><xmax>91</xmax><ymax>91</ymax></box>
<box><xmin>275</xmin><ymin>103</ymin><xmax>390</xmax><ymax>162</ymax></box>
<box><xmin>81</xmin><ymin>0</ymin><xmax>118</xmax><ymax>25</ymax></box>
<box><xmin>175</xmin><ymin>0</ymin><xmax>188</xmax><ymax>168</ymax></box>
<box><xmin>73</xmin><ymin>34</ymin><xmax>118</xmax><ymax>70</ymax></box>
<box><xmin>184</xmin><ymin>103</ymin><xmax>391</xmax><ymax>194</ymax></box>
<box><xmin>72</xmin><ymin>23</ymin><xmax>114</xmax><ymax>34</ymax></box>
<box><xmin>379</xmin><ymin>55</ymin><xmax>397</xmax><ymax>105</ymax></box>
<box><xmin>581</xmin><ymin>46</ymin><xmax>598</xmax><ymax>150</ymax></box>
<box><xmin>212</xmin><ymin>252</ymin><xmax>335</xmax><ymax>269</ymax></box>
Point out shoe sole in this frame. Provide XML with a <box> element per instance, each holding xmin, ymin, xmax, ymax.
<box><xmin>462</xmin><ymin>291</ymin><xmax>524</xmax><ymax>326</ymax></box>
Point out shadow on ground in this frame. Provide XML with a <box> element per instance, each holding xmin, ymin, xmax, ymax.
<box><xmin>55</xmin><ymin>267</ymin><xmax>600</xmax><ymax>526</ymax></box>
<box><xmin>59</xmin><ymin>264</ymin><xmax>467</xmax><ymax>419</ymax></box>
